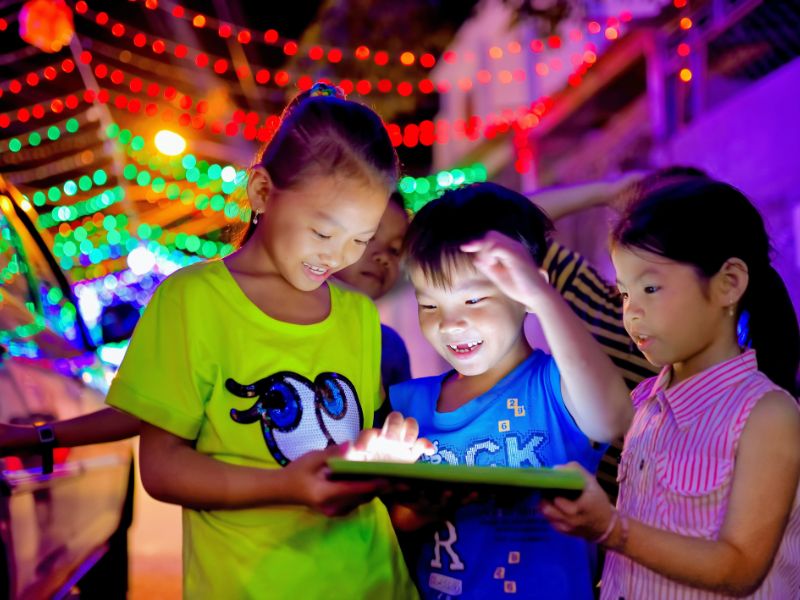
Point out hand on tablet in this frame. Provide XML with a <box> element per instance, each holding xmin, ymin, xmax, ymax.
<box><xmin>287</xmin><ymin>444</ymin><xmax>390</xmax><ymax>517</ymax></box>
<box><xmin>538</xmin><ymin>462</ymin><xmax>615</xmax><ymax>540</ymax></box>
<box><xmin>345</xmin><ymin>412</ymin><xmax>435</xmax><ymax>463</ymax></box>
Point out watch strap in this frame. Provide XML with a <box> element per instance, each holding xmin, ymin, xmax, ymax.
<box><xmin>35</xmin><ymin>424</ymin><xmax>56</xmax><ymax>474</ymax></box>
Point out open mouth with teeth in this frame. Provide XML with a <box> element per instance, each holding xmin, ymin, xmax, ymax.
<box><xmin>632</xmin><ymin>333</ymin><xmax>653</xmax><ymax>350</ymax></box>
<box><xmin>446</xmin><ymin>340</ymin><xmax>484</xmax><ymax>356</ymax></box>
<box><xmin>303</xmin><ymin>262</ymin><xmax>330</xmax><ymax>279</ymax></box>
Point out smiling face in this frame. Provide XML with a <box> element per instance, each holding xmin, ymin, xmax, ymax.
<box><xmin>410</xmin><ymin>258</ymin><xmax>531</xmax><ymax>385</ymax></box>
<box><xmin>334</xmin><ymin>200</ymin><xmax>407</xmax><ymax>299</ymax></box>
<box><xmin>257</xmin><ymin>173</ymin><xmax>389</xmax><ymax>292</ymax></box>
<box><xmin>612</xmin><ymin>245</ymin><xmax>736</xmax><ymax>379</ymax></box>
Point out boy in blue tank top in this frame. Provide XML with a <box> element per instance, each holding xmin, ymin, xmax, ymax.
<box><xmin>389</xmin><ymin>183</ymin><xmax>633</xmax><ymax>599</ymax></box>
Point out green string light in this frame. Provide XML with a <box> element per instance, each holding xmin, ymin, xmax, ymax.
<box><xmin>399</xmin><ymin>163</ymin><xmax>489</xmax><ymax>213</ymax></box>
<box><xmin>2</xmin><ymin>117</ymin><xmax>81</xmax><ymax>153</ymax></box>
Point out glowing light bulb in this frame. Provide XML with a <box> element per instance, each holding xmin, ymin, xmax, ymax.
<box><xmin>220</xmin><ymin>166</ymin><xmax>237</xmax><ymax>182</ymax></box>
<box><xmin>154</xmin><ymin>129</ymin><xmax>186</xmax><ymax>156</ymax></box>
<box><xmin>127</xmin><ymin>247</ymin><xmax>156</xmax><ymax>276</ymax></box>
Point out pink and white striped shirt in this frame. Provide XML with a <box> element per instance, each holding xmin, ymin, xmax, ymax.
<box><xmin>601</xmin><ymin>350</ymin><xmax>800</xmax><ymax>599</ymax></box>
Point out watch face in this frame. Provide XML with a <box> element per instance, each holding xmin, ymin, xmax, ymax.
<box><xmin>37</xmin><ymin>425</ymin><xmax>56</xmax><ymax>444</ymax></box>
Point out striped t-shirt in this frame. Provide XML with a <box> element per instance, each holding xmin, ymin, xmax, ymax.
<box><xmin>543</xmin><ymin>242</ymin><xmax>659</xmax><ymax>498</ymax></box>
<box><xmin>602</xmin><ymin>350</ymin><xmax>800</xmax><ymax>599</ymax></box>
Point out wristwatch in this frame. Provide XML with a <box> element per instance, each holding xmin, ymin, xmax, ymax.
<box><xmin>35</xmin><ymin>424</ymin><xmax>56</xmax><ymax>474</ymax></box>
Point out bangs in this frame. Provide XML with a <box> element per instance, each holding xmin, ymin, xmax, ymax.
<box><xmin>406</xmin><ymin>247</ymin><xmax>478</xmax><ymax>290</ymax></box>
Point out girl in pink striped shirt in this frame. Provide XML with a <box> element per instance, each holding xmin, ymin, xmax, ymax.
<box><xmin>541</xmin><ymin>177</ymin><xmax>800</xmax><ymax>598</ymax></box>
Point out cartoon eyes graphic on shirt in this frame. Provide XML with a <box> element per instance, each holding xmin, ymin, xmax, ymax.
<box><xmin>315</xmin><ymin>373</ymin><xmax>364</xmax><ymax>447</ymax></box>
<box><xmin>225</xmin><ymin>371</ymin><xmax>364</xmax><ymax>466</ymax></box>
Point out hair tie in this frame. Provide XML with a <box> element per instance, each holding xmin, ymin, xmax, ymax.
<box><xmin>308</xmin><ymin>82</ymin><xmax>345</xmax><ymax>100</ymax></box>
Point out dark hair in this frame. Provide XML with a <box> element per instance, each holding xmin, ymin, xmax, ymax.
<box><xmin>261</xmin><ymin>88</ymin><xmax>398</xmax><ymax>190</ymax></box>
<box><xmin>653</xmin><ymin>165</ymin><xmax>708</xmax><ymax>179</ymax></box>
<box><xmin>388</xmin><ymin>190</ymin><xmax>406</xmax><ymax>212</ymax></box>
<box><xmin>403</xmin><ymin>182</ymin><xmax>553</xmax><ymax>288</ymax></box>
<box><xmin>612</xmin><ymin>177</ymin><xmax>799</xmax><ymax>395</ymax></box>
<box><xmin>638</xmin><ymin>165</ymin><xmax>708</xmax><ymax>197</ymax></box>
<box><xmin>237</xmin><ymin>84</ymin><xmax>398</xmax><ymax>245</ymax></box>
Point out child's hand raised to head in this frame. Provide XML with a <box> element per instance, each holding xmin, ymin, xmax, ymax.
<box><xmin>539</xmin><ymin>462</ymin><xmax>617</xmax><ymax>544</ymax></box>
<box><xmin>346</xmin><ymin>411</ymin><xmax>434</xmax><ymax>463</ymax></box>
<box><xmin>461</xmin><ymin>231</ymin><xmax>552</xmax><ymax>311</ymax></box>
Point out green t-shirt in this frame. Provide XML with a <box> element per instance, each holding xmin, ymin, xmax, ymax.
<box><xmin>107</xmin><ymin>260</ymin><xmax>416</xmax><ymax>599</ymax></box>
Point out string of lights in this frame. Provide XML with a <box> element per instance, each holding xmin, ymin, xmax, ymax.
<box><xmin>674</xmin><ymin>0</ymin><xmax>694</xmax><ymax>83</ymax></box>
<box><xmin>121</xmin><ymin>0</ymin><xmax>632</xmax><ymax>71</ymax></box>
<box><xmin>75</xmin><ymin>1</ymin><xmax>613</xmax><ymax>98</ymax></box>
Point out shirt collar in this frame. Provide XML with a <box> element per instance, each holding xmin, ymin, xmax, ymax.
<box><xmin>648</xmin><ymin>349</ymin><xmax>758</xmax><ymax>428</ymax></box>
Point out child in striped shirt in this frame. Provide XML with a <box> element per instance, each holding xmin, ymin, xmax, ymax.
<box><xmin>540</xmin><ymin>177</ymin><xmax>800</xmax><ymax>598</ymax></box>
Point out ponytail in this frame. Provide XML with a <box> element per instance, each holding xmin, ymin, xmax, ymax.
<box><xmin>742</xmin><ymin>265</ymin><xmax>799</xmax><ymax>396</ymax></box>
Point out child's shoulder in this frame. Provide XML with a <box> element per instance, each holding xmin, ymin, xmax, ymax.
<box><xmin>389</xmin><ymin>374</ymin><xmax>443</xmax><ymax>410</ymax></box>
<box><xmin>330</xmin><ymin>282</ymin><xmax>379</xmax><ymax>317</ymax></box>
<box><xmin>154</xmin><ymin>259</ymin><xmax>226</xmax><ymax>296</ymax></box>
<box><xmin>330</xmin><ymin>281</ymin><xmax>371</xmax><ymax>302</ymax></box>
<box><xmin>517</xmin><ymin>348</ymin><xmax>561</xmax><ymax>382</ymax></box>
<box><xmin>380</xmin><ymin>323</ymin><xmax>404</xmax><ymax>345</ymax></box>
<box><xmin>392</xmin><ymin>374</ymin><xmax>443</xmax><ymax>394</ymax></box>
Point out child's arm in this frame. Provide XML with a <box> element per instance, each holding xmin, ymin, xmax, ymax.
<box><xmin>462</xmin><ymin>233</ymin><xmax>633</xmax><ymax>442</ymax></box>
<box><xmin>139</xmin><ymin>411</ymin><xmax>428</xmax><ymax>516</ymax></box>
<box><xmin>527</xmin><ymin>172</ymin><xmax>644</xmax><ymax>220</ymax></box>
<box><xmin>542</xmin><ymin>391</ymin><xmax>800</xmax><ymax>595</ymax></box>
<box><xmin>139</xmin><ymin>423</ymin><xmax>380</xmax><ymax>515</ymax></box>
<box><xmin>0</xmin><ymin>407</ymin><xmax>140</xmax><ymax>454</ymax></box>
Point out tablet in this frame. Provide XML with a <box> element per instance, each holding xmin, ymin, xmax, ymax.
<box><xmin>327</xmin><ymin>458</ymin><xmax>585</xmax><ymax>499</ymax></box>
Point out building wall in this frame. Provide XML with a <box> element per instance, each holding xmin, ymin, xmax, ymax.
<box><xmin>658</xmin><ymin>57</ymin><xmax>800</xmax><ymax>314</ymax></box>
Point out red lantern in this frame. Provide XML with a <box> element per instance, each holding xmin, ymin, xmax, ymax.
<box><xmin>19</xmin><ymin>0</ymin><xmax>74</xmax><ymax>53</ymax></box>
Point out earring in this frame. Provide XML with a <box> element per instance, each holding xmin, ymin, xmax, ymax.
<box><xmin>252</xmin><ymin>210</ymin><xmax>261</xmax><ymax>225</ymax></box>
<box><xmin>727</xmin><ymin>305</ymin><xmax>735</xmax><ymax>317</ymax></box>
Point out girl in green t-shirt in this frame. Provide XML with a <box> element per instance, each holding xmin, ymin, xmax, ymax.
<box><xmin>104</xmin><ymin>84</ymin><xmax>428</xmax><ymax>599</ymax></box>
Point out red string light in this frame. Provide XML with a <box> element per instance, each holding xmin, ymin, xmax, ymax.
<box><xmin>0</xmin><ymin>57</ymin><xmax>79</xmax><ymax>96</ymax></box>
<box><xmin>1</xmin><ymin>40</ymin><xmax>591</xmax><ymax>155</ymax></box>
<box><xmin>420</xmin><ymin>53</ymin><xmax>436</xmax><ymax>68</ymax></box>
<box><xmin>366</xmin><ymin>51</ymin><xmax>384</xmax><ymax>67</ymax></box>
<box><xmin>115</xmin><ymin>0</ymin><xmax>615</xmax><ymax>70</ymax></box>
<box><xmin>72</xmin><ymin>74</ymin><xmax>558</xmax><ymax>150</ymax></box>
<box><xmin>213</xmin><ymin>59</ymin><xmax>228</xmax><ymax>74</ymax></box>
<box><xmin>675</xmin><ymin>1</ymin><xmax>693</xmax><ymax>84</ymax></box>
<box><xmin>76</xmin><ymin>1</ymin><xmax>625</xmax><ymax>104</ymax></box>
